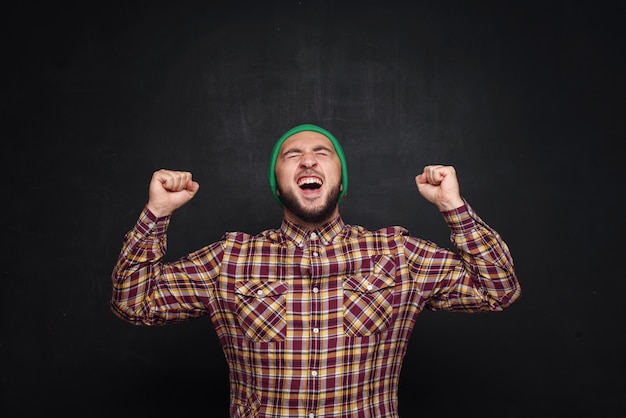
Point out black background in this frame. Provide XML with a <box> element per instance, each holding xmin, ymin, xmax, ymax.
<box><xmin>3</xmin><ymin>1</ymin><xmax>625</xmax><ymax>416</ymax></box>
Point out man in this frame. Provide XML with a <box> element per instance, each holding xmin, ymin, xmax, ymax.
<box><xmin>111</xmin><ymin>123</ymin><xmax>521</xmax><ymax>417</ymax></box>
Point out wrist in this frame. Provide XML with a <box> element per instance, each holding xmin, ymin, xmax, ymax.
<box><xmin>146</xmin><ymin>203</ymin><xmax>172</xmax><ymax>218</ymax></box>
<box><xmin>436</xmin><ymin>197</ymin><xmax>465</xmax><ymax>212</ymax></box>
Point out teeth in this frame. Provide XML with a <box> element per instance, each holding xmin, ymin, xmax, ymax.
<box><xmin>297</xmin><ymin>177</ymin><xmax>322</xmax><ymax>186</ymax></box>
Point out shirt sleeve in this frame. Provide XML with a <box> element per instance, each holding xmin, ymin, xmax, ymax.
<box><xmin>405</xmin><ymin>201</ymin><xmax>521</xmax><ymax>312</ymax></box>
<box><xmin>110</xmin><ymin>206</ymin><xmax>224</xmax><ymax>325</ymax></box>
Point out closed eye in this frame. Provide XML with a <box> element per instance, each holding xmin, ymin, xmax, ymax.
<box><xmin>283</xmin><ymin>151</ymin><xmax>302</xmax><ymax>159</ymax></box>
<box><xmin>313</xmin><ymin>145</ymin><xmax>333</xmax><ymax>156</ymax></box>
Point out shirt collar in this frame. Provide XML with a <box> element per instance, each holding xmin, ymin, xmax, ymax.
<box><xmin>280</xmin><ymin>215</ymin><xmax>345</xmax><ymax>247</ymax></box>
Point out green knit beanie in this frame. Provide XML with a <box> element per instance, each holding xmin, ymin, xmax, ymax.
<box><xmin>268</xmin><ymin>124</ymin><xmax>348</xmax><ymax>206</ymax></box>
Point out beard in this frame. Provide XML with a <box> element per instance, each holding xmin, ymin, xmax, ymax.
<box><xmin>277</xmin><ymin>183</ymin><xmax>341</xmax><ymax>226</ymax></box>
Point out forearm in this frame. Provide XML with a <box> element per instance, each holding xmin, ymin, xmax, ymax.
<box><xmin>444</xmin><ymin>201</ymin><xmax>521</xmax><ymax>310</ymax></box>
<box><xmin>110</xmin><ymin>207</ymin><xmax>170</xmax><ymax>325</ymax></box>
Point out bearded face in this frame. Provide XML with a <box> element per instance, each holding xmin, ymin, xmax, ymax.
<box><xmin>274</xmin><ymin>131</ymin><xmax>343</xmax><ymax>228</ymax></box>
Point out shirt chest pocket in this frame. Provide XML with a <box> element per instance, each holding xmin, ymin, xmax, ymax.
<box><xmin>343</xmin><ymin>255</ymin><xmax>397</xmax><ymax>337</ymax></box>
<box><xmin>235</xmin><ymin>280</ymin><xmax>288</xmax><ymax>343</ymax></box>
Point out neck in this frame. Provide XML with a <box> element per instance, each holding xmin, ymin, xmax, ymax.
<box><xmin>283</xmin><ymin>207</ymin><xmax>339</xmax><ymax>230</ymax></box>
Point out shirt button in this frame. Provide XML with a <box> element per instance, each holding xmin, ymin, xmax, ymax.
<box><xmin>312</xmin><ymin>251</ymin><xmax>319</xmax><ymax>257</ymax></box>
<box><xmin>312</xmin><ymin>287</ymin><xmax>319</xmax><ymax>293</ymax></box>
<box><xmin>313</xmin><ymin>327</ymin><xmax>319</xmax><ymax>333</ymax></box>
<box><xmin>310</xmin><ymin>232</ymin><xmax>318</xmax><ymax>240</ymax></box>
<box><xmin>311</xmin><ymin>370</ymin><xmax>318</xmax><ymax>377</ymax></box>
<box><xmin>257</xmin><ymin>289</ymin><xmax>264</xmax><ymax>296</ymax></box>
<box><xmin>309</xmin><ymin>414</ymin><xmax>315</xmax><ymax>418</ymax></box>
<box><xmin>366</xmin><ymin>283</ymin><xmax>373</xmax><ymax>291</ymax></box>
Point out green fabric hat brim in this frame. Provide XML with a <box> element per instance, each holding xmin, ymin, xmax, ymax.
<box><xmin>268</xmin><ymin>124</ymin><xmax>348</xmax><ymax>206</ymax></box>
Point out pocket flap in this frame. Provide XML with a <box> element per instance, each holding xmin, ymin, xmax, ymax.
<box><xmin>343</xmin><ymin>274</ymin><xmax>395</xmax><ymax>293</ymax></box>
<box><xmin>235</xmin><ymin>280</ymin><xmax>288</xmax><ymax>298</ymax></box>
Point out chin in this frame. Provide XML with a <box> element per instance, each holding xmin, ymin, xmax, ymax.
<box><xmin>278</xmin><ymin>183</ymin><xmax>341</xmax><ymax>222</ymax></box>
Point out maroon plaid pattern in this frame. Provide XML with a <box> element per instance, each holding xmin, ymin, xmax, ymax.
<box><xmin>111</xmin><ymin>202</ymin><xmax>520</xmax><ymax>417</ymax></box>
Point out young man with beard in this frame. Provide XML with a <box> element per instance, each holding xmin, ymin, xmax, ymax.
<box><xmin>111</xmin><ymin>123</ymin><xmax>521</xmax><ymax>417</ymax></box>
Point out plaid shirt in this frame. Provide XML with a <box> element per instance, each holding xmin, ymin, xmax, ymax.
<box><xmin>111</xmin><ymin>202</ymin><xmax>520</xmax><ymax>417</ymax></box>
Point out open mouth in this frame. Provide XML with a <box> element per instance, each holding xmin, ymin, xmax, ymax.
<box><xmin>297</xmin><ymin>176</ymin><xmax>323</xmax><ymax>190</ymax></box>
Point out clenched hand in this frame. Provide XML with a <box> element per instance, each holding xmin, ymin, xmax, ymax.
<box><xmin>146</xmin><ymin>169</ymin><xmax>200</xmax><ymax>217</ymax></box>
<box><xmin>415</xmin><ymin>165</ymin><xmax>464</xmax><ymax>211</ymax></box>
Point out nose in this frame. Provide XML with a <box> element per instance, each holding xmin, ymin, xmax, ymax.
<box><xmin>299</xmin><ymin>151</ymin><xmax>318</xmax><ymax>168</ymax></box>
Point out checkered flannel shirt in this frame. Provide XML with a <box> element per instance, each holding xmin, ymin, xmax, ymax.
<box><xmin>111</xmin><ymin>201</ymin><xmax>520</xmax><ymax>417</ymax></box>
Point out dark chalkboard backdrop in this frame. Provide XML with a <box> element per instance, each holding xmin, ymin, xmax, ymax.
<box><xmin>3</xmin><ymin>1</ymin><xmax>624</xmax><ymax>416</ymax></box>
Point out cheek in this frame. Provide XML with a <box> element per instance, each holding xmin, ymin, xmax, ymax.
<box><xmin>274</xmin><ymin>164</ymin><xmax>287</xmax><ymax>181</ymax></box>
<box><xmin>326</xmin><ymin>162</ymin><xmax>343</xmax><ymax>183</ymax></box>
<box><xmin>274</xmin><ymin>165</ymin><xmax>292</xmax><ymax>190</ymax></box>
